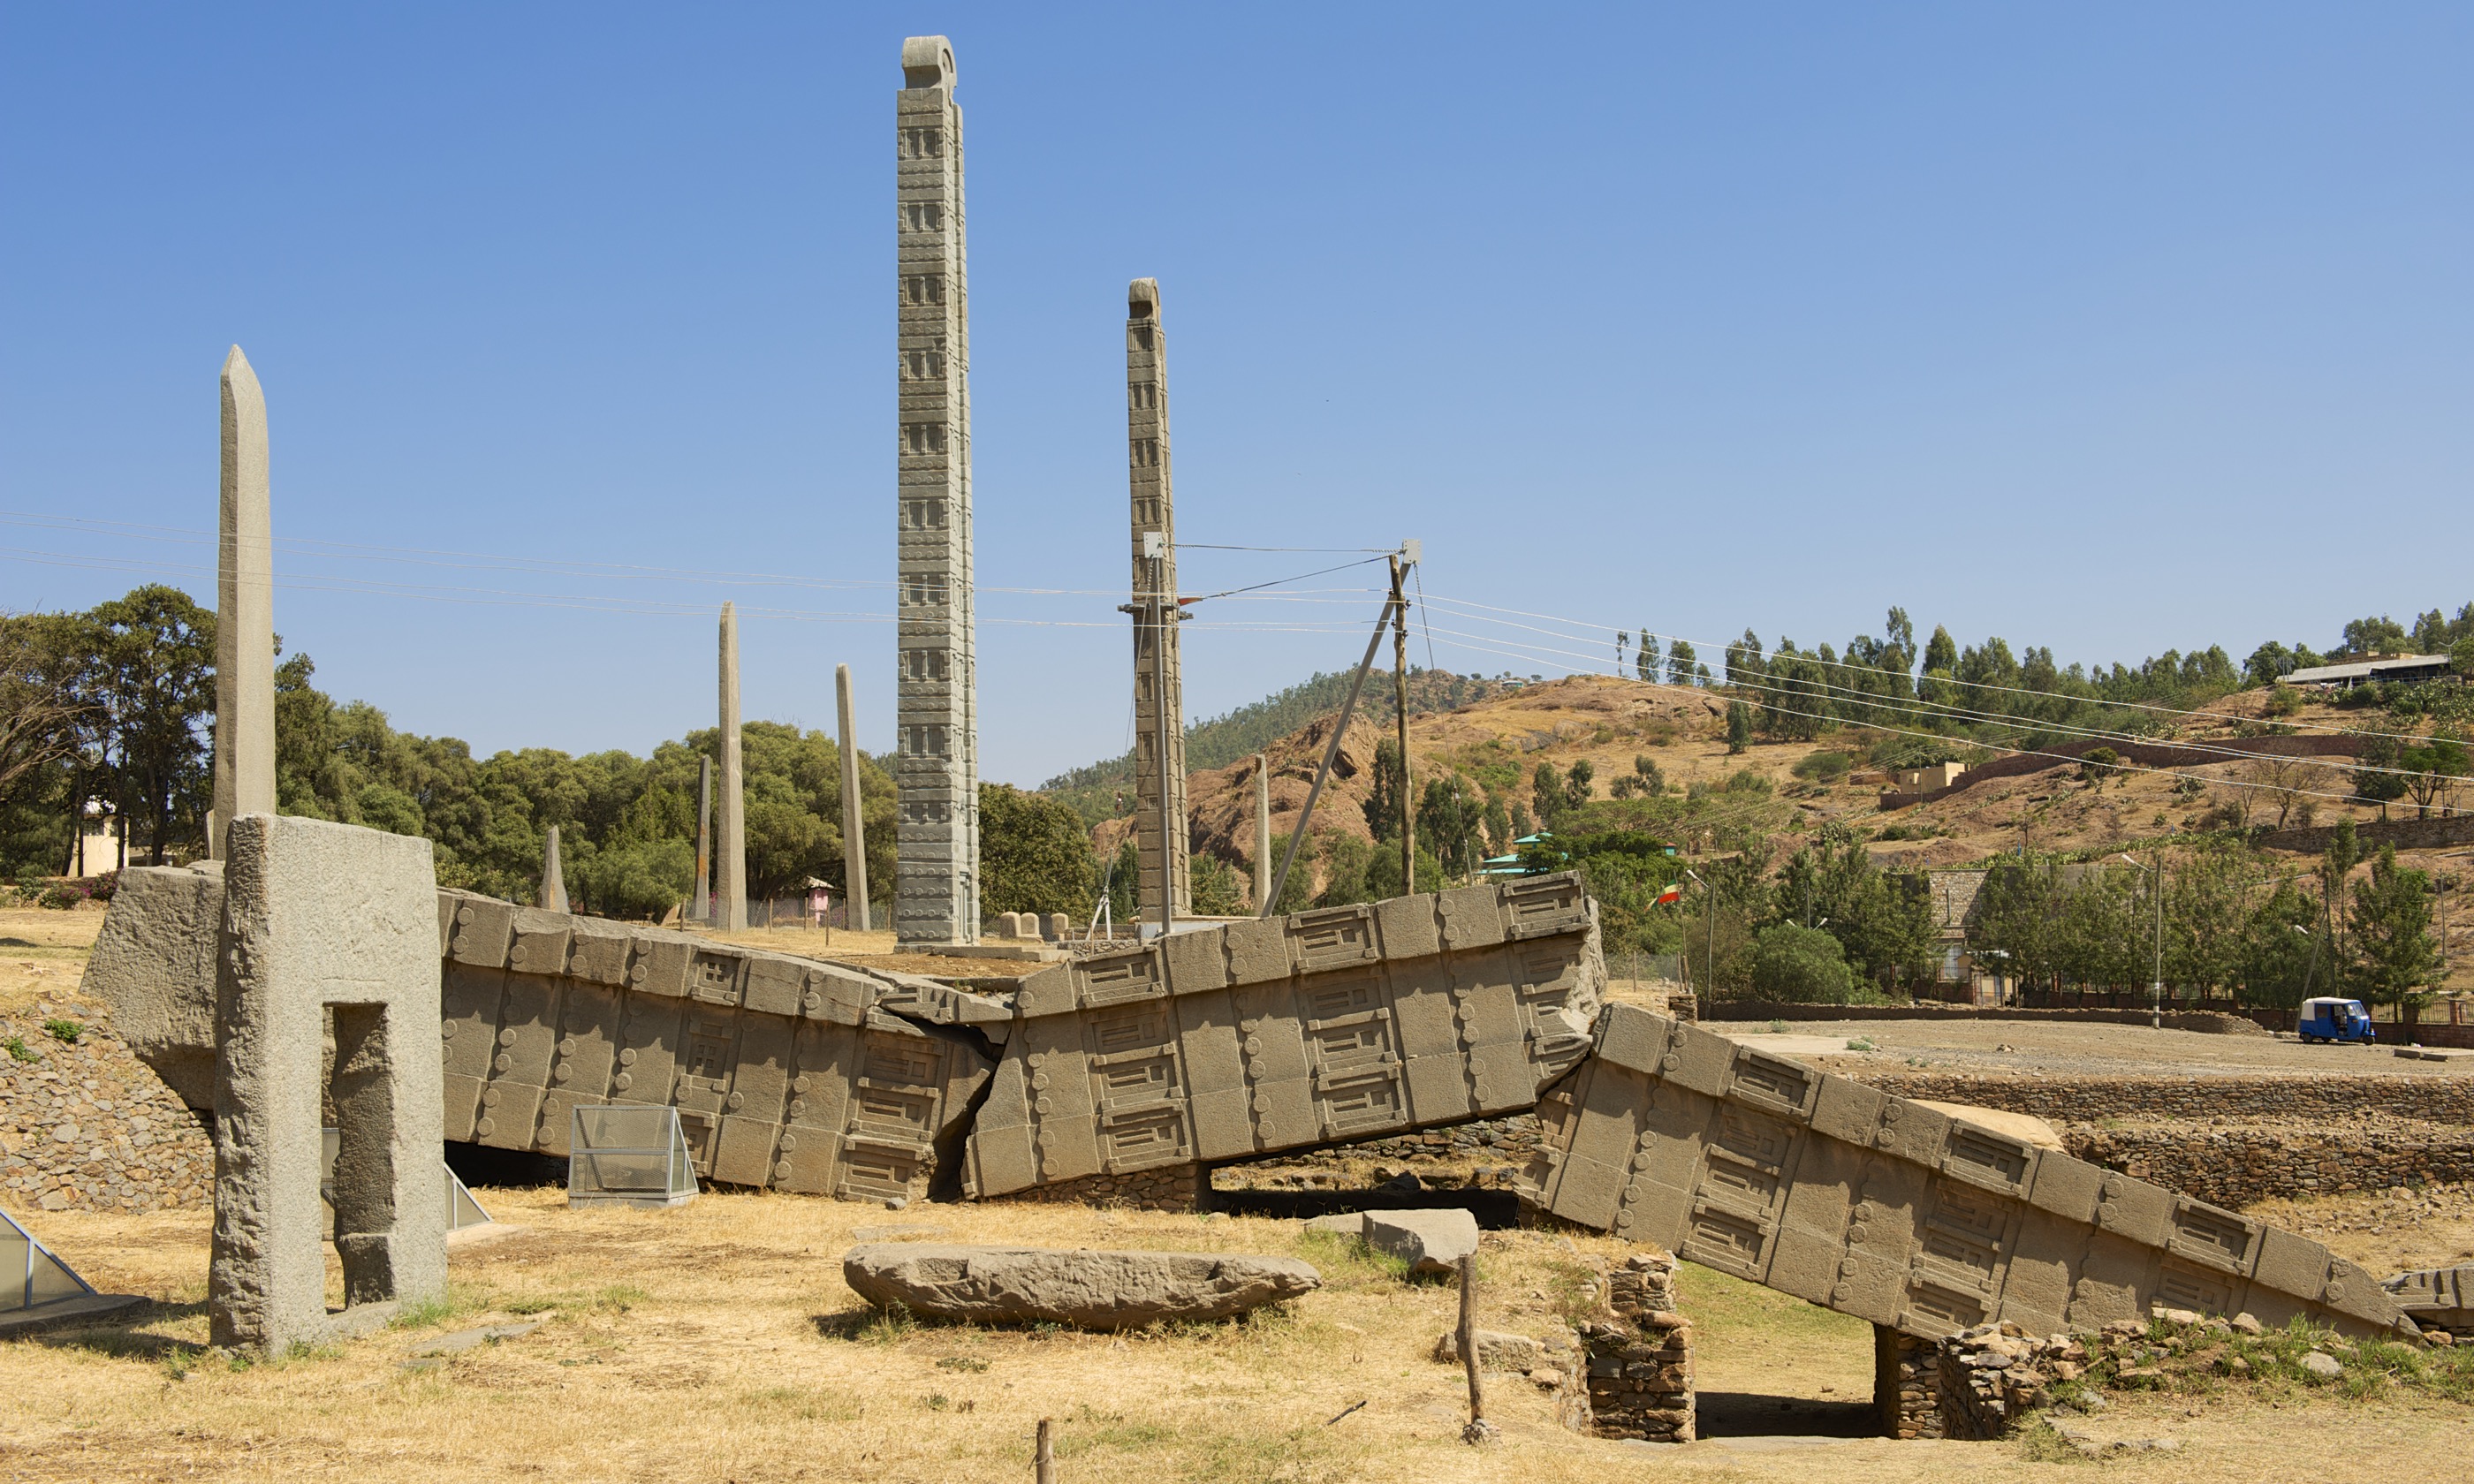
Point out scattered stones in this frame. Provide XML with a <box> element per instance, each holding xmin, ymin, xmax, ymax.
<box><xmin>840</xmin><ymin>1243</ymin><xmax>1319</xmax><ymax>1328</ymax></box>
<box><xmin>2053</xmin><ymin>1423</ymin><xmax>2182</xmax><ymax>1458</ymax></box>
<box><xmin>2301</xmin><ymin>1351</ymin><xmax>2345</xmax><ymax>1382</ymax></box>
<box><xmin>2230</xmin><ymin>1312</ymin><xmax>2265</xmax><ymax>1336</ymax></box>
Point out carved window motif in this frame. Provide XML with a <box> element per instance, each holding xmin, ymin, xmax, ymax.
<box><xmin>903</xmin><ymin>201</ymin><xmax>945</xmax><ymax>231</ymax></box>
<box><xmin>689</xmin><ymin>954</ymin><xmax>738</xmax><ymax>1004</ymax></box>
<box><xmin>901</xmin><ymin>422</ymin><xmax>948</xmax><ymax>457</ymax></box>
<box><xmin>1132</xmin><ymin>324</ymin><xmax>1154</xmax><ymax>351</ymax></box>
<box><xmin>900</xmin><ymin>497</ymin><xmax>948</xmax><ymax>529</ymax></box>
<box><xmin>903</xmin><ymin>274</ymin><xmax>945</xmax><ymax>307</ymax></box>
<box><xmin>902</xmin><ymin>576</ymin><xmax>949</xmax><ymax>608</ymax></box>
<box><xmin>1132</xmin><ymin>497</ymin><xmax>1161</xmax><ymax>526</ymax></box>
<box><xmin>1129</xmin><ymin>382</ymin><xmax>1158</xmax><ymax>411</ymax></box>
<box><xmin>903</xmin><ymin>648</ymin><xmax>950</xmax><ymax>681</ymax></box>
<box><xmin>901</xmin><ymin>126</ymin><xmax>943</xmax><ymax>159</ymax></box>
<box><xmin>1130</xmin><ymin>438</ymin><xmax>1160</xmax><ymax>469</ymax></box>
<box><xmin>902</xmin><ymin>350</ymin><xmax>947</xmax><ymax>381</ymax></box>
<box><xmin>1090</xmin><ymin>1006</ymin><xmax>1170</xmax><ymax>1056</ymax></box>
<box><xmin>907</xmin><ymin>724</ymin><xmax>950</xmax><ymax>757</ymax></box>
<box><xmin>683</xmin><ymin>1024</ymin><xmax>732</xmax><ymax>1083</ymax></box>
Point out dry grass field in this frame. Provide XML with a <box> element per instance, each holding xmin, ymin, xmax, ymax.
<box><xmin>8</xmin><ymin>1186</ymin><xmax>2474</xmax><ymax>1484</ymax></box>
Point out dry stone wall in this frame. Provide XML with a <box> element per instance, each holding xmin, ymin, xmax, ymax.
<box><xmin>2067</xmin><ymin>1117</ymin><xmax>2474</xmax><ymax>1207</ymax></box>
<box><xmin>1580</xmin><ymin>1250</ymin><xmax>1696</xmax><ymax>1442</ymax></box>
<box><xmin>0</xmin><ymin>1009</ymin><xmax>210</xmax><ymax>1215</ymax></box>
<box><xmin>1862</xmin><ymin>1071</ymin><xmax>2474</xmax><ymax>1126</ymax></box>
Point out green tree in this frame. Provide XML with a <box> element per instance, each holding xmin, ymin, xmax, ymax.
<box><xmin>1749</xmin><ymin>922</ymin><xmax>1853</xmax><ymax>1003</ymax></box>
<box><xmin>1190</xmin><ymin>852</ymin><xmax>1245</xmax><ymax>915</ymax></box>
<box><xmin>1725</xmin><ymin>700</ymin><xmax>1752</xmax><ymax>754</ymax></box>
<box><xmin>1564</xmin><ymin>759</ymin><xmax>1595</xmax><ymax>811</ymax></box>
<box><xmin>2320</xmin><ymin>819</ymin><xmax>2365</xmax><ymax>996</ymax></box>
<box><xmin>90</xmin><ymin>586</ymin><xmax>215</xmax><ymax>864</ymax></box>
<box><xmin>2339</xmin><ymin>615</ymin><xmax>2410</xmax><ymax>658</ymax></box>
<box><xmin>1103</xmin><ymin>837</ymin><xmax>1141</xmax><ymax>925</ymax></box>
<box><xmin>1666</xmin><ymin>639</ymin><xmax>1699</xmax><ymax>687</ymax></box>
<box><xmin>1637</xmin><ymin>635</ymin><xmax>1660</xmax><ymax>684</ymax></box>
<box><xmin>2348</xmin><ymin>844</ymin><xmax>2441</xmax><ymax>1018</ymax></box>
<box><xmin>1415</xmin><ymin>776</ymin><xmax>1482</xmax><ymax>879</ymax></box>
<box><xmin>2396</xmin><ymin>732</ymin><xmax>2469</xmax><ymax>818</ymax></box>
<box><xmin>978</xmin><ymin>784</ymin><xmax>1095</xmax><ymax>918</ymax></box>
<box><xmin>1724</xmin><ymin>629</ymin><xmax>1764</xmax><ymax>688</ymax></box>
<box><xmin>1531</xmin><ymin>761</ymin><xmax>1563</xmax><ymax>827</ymax></box>
<box><xmin>1362</xmin><ymin>738</ymin><xmax>1407</xmax><ymax>843</ymax></box>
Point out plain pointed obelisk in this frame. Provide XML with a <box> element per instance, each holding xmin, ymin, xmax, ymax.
<box><xmin>717</xmin><ymin>602</ymin><xmax>748</xmax><ymax>930</ymax></box>
<box><xmin>1126</xmin><ymin>279</ymin><xmax>1191</xmax><ymax>926</ymax></box>
<box><xmin>894</xmin><ymin>35</ymin><xmax>978</xmax><ymax>945</ymax></box>
<box><xmin>539</xmin><ymin>826</ymin><xmax>569</xmax><ymax>912</ymax></box>
<box><xmin>836</xmin><ymin>663</ymin><xmax>871</xmax><ymax>932</ymax></box>
<box><xmin>212</xmin><ymin>347</ymin><xmax>276</xmax><ymax>858</ymax></box>
<box><xmin>1254</xmin><ymin>754</ymin><xmax>1272</xmax><ymax>911</ymax></box>
<box><xmin>689</xmin><ymin>756</ymin><xmax>712</xmax><ymax>921</ymax></box>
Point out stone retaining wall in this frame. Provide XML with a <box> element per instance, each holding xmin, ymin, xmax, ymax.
<box><xmin>2065</xmin><ymin>1117</ymin><xmax>2474</xmax><ymax>1207</ymax></box>
<box><xmin>0</xmin><ymin>1007</ymin><xmax>211</xmax><ymax>1215</ymax></box>
<box><xmin>1859</xmin><ymin>1071</ymin><xmax>2474</xmax><ymax>1124</ymax></box>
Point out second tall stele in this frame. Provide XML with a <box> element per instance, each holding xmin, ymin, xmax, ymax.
<box><xmin>893</xmin><ymin>35</ymin><xmax>979</xmax><ymax>946</ymax></box>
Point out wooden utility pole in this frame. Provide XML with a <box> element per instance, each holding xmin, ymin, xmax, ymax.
<box><xmin>1035</xmin><ymin>1418</ymin><xmax>1057</xmax><ymax>1482</ymax></box>
<box><xmin>1389</xmin><ymin>551</ymin><xmax>1414</xmax><ymax>894</ymax></box>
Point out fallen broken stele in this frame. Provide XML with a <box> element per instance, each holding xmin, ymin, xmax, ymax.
<box><xmin>85</xmin><ymin>867</ymin><xmax>2417</xmax><ymax>1344</ymax></box>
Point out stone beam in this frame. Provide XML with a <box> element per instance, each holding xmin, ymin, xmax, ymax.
<box><xmin>1519</xmin><ymin>1003</ymin><xmax>2410</xmax><ymax>1340</ymax></box>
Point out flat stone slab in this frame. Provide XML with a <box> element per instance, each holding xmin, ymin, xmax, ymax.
<box><xmin>0</xmin><ymin>1292</ymin><xmax>148</xmax><ymax>1337</ymax></box>
<box><xmin>842</xmin><ymin>1243</ymin><xmax>1319</xmax><ymax>1328</ymax></box>
<box><xmin>1306</xmin><ymin>1208</ymin><xmax>1480</xmax><ymax>1276</ymax></box>
<box><xmin>852</xmin><ymin>1223</ymin><xmax>950</xmax><ymax>1242</ymax></box>
<box><xmin>2394</xmin><ymin>1046</ymin><xmax>2474</xmax><ymax>1062</ymax></box>
<box><xmin>406</xmin><ymin>1318</ymin><xmax>543</xmax><ymax>1362</ymax></box>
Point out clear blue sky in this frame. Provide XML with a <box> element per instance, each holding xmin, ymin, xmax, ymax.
<box><xmin>4</xmin><ymin>5</ymin><xmax>2470</xmax><ymax>784</ymax></box>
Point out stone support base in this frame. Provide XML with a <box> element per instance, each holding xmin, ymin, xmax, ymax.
<box><xmin>1579</xmin><ymin>1252</ymin><xmax>1695</xmax><ymax>1442</ymax></box>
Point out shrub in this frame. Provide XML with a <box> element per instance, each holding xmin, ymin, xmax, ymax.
<box><xmin>37</xmin><ymin>882</ymin><xmax>86</xmax><ymax>910</ymax></box>
<box><xmin>1750</xmin><ymin>922</ymin><xmax>1853</xmax><ymax>1003</ymax></box>
<box><xmin>1792</xmin><ymin>751</ymin><xmax>1853</xmax><ymax>784</ymax></box>
<box><xmin>88</xmin><ymin>869</ymin><xmax>118</xmax><ymax>903</ymax></box>
<box><xmin>43</xmin><ymin>1018</ymin><xmax>83</xmax><ymax>1045</ymax></box>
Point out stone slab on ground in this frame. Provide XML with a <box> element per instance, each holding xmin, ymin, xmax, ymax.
<box><xmin>1304</xmin><ymin>1208</ymin><xmax>1483</xmax><ymax>1276</ymax></box>
<box><xmin>1432</xmin><ymin>1327</ymin><xmax>1544</xmax><ymax>1369</ymax></box>
<box><xmin>841</xmin><ymin>1242</ymin><xmax>1318</xmax><ymax>1328</ymax></box>
<box><xmin>2395</xmin><ymin>1047</ymin><xmax>2474</xmax><ymax>1063</ymax></box>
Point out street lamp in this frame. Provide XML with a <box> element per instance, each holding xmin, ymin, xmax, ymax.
<box><xmin>2119</xmin><ymin>852</ymin><xmax>2165</xmax><ymax>1029</ymax></box>
<box><xmin>1685</xmin><ymin>868</ymin><xmax>1711</xmax><ymax>1009</ymax></box>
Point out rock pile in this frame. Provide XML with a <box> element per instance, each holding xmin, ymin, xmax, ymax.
<box><xmin>1933</xmin><ymin>1322</ymin><xmax>2087</xmax><ymax>1441</ymax></box>
<box><xmin>0</xmin><ymin>1003</ymin><xmax>209</xmax><ymax>1215</ymax></box>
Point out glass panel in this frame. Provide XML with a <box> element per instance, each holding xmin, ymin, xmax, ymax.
<box><xmin>578</xmin><ymin>1149</ymin><xmax>672</xmax><ymax>1195</ymax></box>
<box><xmin>0</xmin><ymin>1222</ymin><xmax>27</xmax><ymax>1312</ymax></box>
<box><xmin>27</xmin><ymin>1243</ymin><xmax>87</xmax><ymax>1306</ymax></box>
<box><xmin>670</xmin><ymin>1120</ymin><xmax>698</xmax><ymax>1195</ymax></box>
<box><xmin>448</xmin><ymin>1172</ymin><xmax>492</xmax><ymax>1230</ymax></box>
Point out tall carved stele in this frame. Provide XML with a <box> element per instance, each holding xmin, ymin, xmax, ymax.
<box><xmin>893</xmin><ymin>34</ymin><xmax>978</xmax><ymax>945</ymax></box>
<box><xmin>1127</xmin><ymin>279</ymin><xmax>1191</xmax><ymax>923</ymax></box>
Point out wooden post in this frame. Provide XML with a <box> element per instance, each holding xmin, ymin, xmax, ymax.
<box><xmin>1035</xmin><ymin>1417</ymin><xmax>1057</xmax><ymax>1483</ymax></box>
<box><xmin>1458</xmin><ymin>1250</ymin><xmax>1486</xmax><ymax>1435</ymax></box>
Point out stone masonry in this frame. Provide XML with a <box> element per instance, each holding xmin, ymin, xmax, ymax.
<box><xmin>893</xmin><ymin>34</ymin><xmax>979</xmax><ymax>946</ymax></box>
<box><xmin>0</xmin><ymin>1006</ymin><xmax>212</xmax><ymax>1215</ymax></box>
<box><xmin>1125</xmin><ymin>277</ymin><xmax>1190</xmax><ymax>924</ymax></box>
<box><xmin>1580</xmin><ymin>1250</ymin><xmax>1696</xmax><ymax>1442</ymax></box>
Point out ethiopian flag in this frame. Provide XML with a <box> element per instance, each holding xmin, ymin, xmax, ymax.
<box><xmin>1655</xmin><ymin>882</ymin><xmax>1683</xmax><ymax>905</ymax></box>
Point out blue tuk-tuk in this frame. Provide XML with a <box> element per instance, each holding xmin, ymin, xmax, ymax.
<box><xmin>2296</xmin><ymin>996</ymin><xmax>2377</xmax><ymax>1045</ymax></box>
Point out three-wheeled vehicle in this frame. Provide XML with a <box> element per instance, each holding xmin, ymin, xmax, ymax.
<box><xmin>2296</xmin><ymin>996</ymin><xmax>2377</xmax><ymax>1045</ymax></box>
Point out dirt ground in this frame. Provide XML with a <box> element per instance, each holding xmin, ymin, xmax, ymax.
<box><xmin>9</xmin><ymin>1186</ymin><xmax>2474</xmax><ymax>1484</ymax></box>
<box><xmin>0</xmin><ymin>904</ymin><xmax>108</xmax><ymax>1018</ymax></box>
<box><xmin>1701</xmin><ymin>1016</ymin><xmax>2474</xmax><ymax>1081</ymax></box>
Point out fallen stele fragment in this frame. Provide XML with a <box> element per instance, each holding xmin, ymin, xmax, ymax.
<box><xmin>840</xmin><ymin>1243</ymin><xmax>1320</xmax><ymax>1328</ymax></box>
